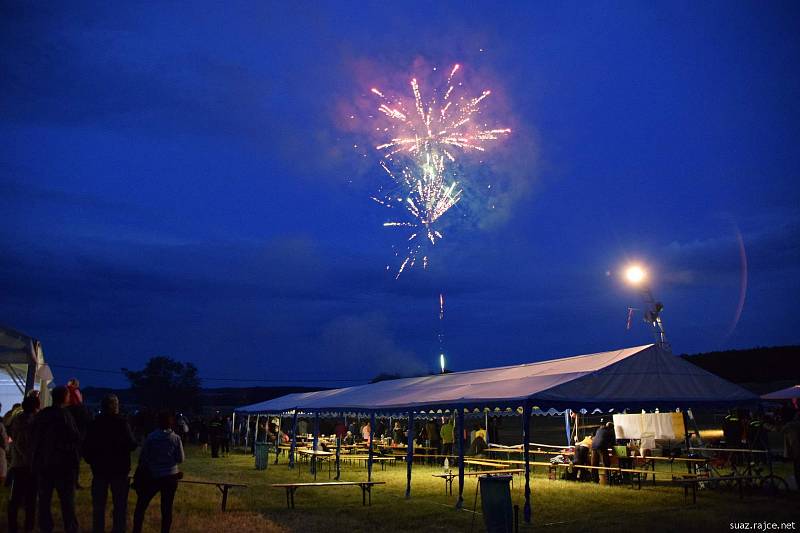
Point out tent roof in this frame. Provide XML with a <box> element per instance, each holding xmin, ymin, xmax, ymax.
<box><xmin>236</xmin><ymin>344</ymin><xmax>758</xmax><ymax>415</ymax></box>
<box><xmin>761</xmin><ymin>384</ymin><xmax>800</xmax><ymax>400</ymax></box>
<box><xmin>0</xmin><ymin>325</ymin><xmax>38</xmax><ymax>364</ymax></box>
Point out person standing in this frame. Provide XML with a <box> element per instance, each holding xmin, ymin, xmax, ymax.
<box><xmin>0</xmin><ymin>402</ymin><xmax>8</xmax><ymax>485</ymax></box>
<box><xmin>132</xmin><ymin>410</ymin><xmax>185</xmax><ymax>533</ymax></box>
<box><xmin>440</xmin><ymin>417</ymin><xmax>455</xmax><ymax>457</ymax></box>
<box><xmin>31</xmin><ymin>385</ymin><xmax>81</xmax><ymax>533</ymax></box>
<box><xmin>361</xmin><ymin>421</ymin><xmax>372</xmax><ymax>444</ymax></box>
<box><xmin>590</xmin><ymin>422</ymin><xmax>616</xmax><ymax>482</ymax></box>
<box><xmin>83</xmin><ymin>394</ymin><xmax>138</xmax><ymax>533</ymax></box>
<box><xmin>222</xmin><ymin>417</ymin><xmax>232</xmax><ymax>457</ymax></box>
<box><xmin>783</xmin><ymin>412</ymin><xmax>800</xmax><ymax>492</ymax></box>
<box><xmin>7</xmin><ymin>395</ymin><xmax>40</xmax><ymax>532</ymax></box>
<box><xmin>425</xmin><ymin>418</ymin><xmax>440</xmax><ymax>453</ymax></box>
<box><xmin>66</xmin><ymin>378</ymin><xmax>91</xmax><ymax>489</ymax></box>
<box><xmin>208</xmin><ymin>412</ymin><xmax>223</xmax><ymax>458</ymax></box>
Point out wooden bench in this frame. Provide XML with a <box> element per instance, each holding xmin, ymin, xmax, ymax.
<box><xmin>464</xmin><ymin>458</ymin><xmax>509</xmax><ymax>470</ymax></box>
<box><xmin>432</xmin><ymin>468</ymin><xmax>524</xmax><ymax>495</ymax></box>
<box><xmin>671</xmin><ymin>474</ymin><xmax>749</xmax><ymax>504</ymax></box>
<box><xmin>271</xmin><ymin>481</ymin><xmax>386</xmax><ymax>508</ymax></box>
<box><xmin>179</xmin><ymin>479</ymin><xmax>247</xmax><ymax>511</ymax></box>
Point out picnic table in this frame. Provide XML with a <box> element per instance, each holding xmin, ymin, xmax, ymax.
<box><xmin>432</xmin><ymin>468</ymin><xmax>525</xmax><ymax>495</ymax></box>
<box><xmin>337</xmin><ymin>455</ymin><xmax>398</xmax><ymax>470</ymax></box>
<box><xmin>296</xmin><ymin>449</ymin><xmax>335</xmax><ymax>480</ymax></box>
<box><xmin>271</xmin><ymin>481</ymin><xmax>386</xmax><ymax>508</ymax></box>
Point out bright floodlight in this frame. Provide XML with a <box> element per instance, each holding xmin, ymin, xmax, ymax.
<box><xmin>625</xmin><ymin>265</ymin><xmax>646</xmax><ymax>285</ymax></box>
<box><xmin>440</xmin><ymin>353</ymin><xmax>446</xmax><ymax>374</ymax></box>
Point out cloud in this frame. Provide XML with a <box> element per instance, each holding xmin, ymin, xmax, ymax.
<box><xmin>320</xmin><ymin>313</ymin><xmax>427</xmax><ymax>377</ymax></box>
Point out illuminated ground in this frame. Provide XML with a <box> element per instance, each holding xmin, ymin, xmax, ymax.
<box><xmin>2</xmin><ymin>446</ymin><xmax>797</xmax><ymax>532</ymax></box>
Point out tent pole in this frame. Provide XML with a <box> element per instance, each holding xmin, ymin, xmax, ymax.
<box><xmin>274</xmin><ymin>415</ymin><xmax>281</xmax><ymax>464</ymax></box>
<box><xmin>311</xmin><ymin>411</ymin><xmax>320</xmax><ymax>476</ymax></box>
<box><xmin>485</xmin><ymin>411</ymin><xmax>490</xmax><ymax>447</ymax></box>
<box><xmin>244</xmin><ymin>415</ymin><xmax>251</xmax><ymax>452</ymax></box>
<box><xmin>456</xmin><ymin>408</ymin><xmax>465</xmax><ymax>509</ymax></box>
<box><xmin>289</xmin><ymin>411</ymin><xmax>298</xmax><ymax>469</ymax></box>
<box><xmin>405</xmin><ymin>411</ymin><xmax>415</xmax><ymax>498</ymax></box>
<box><xmin>335</xmin><ymin>411</ymin><xmax>343</xmax><ymax>480</ymax></box>
<box><xmin>682</xmin><ymin>410</ymin><xmax>692</xmax><ymax>474</ymax></box>
<box><xmin>254</xmin><ymin>415</ymin><xmax>261</xmax><ymax>456</ymax></box>
<box><xmin>368</xmin><ymin>411</ymin><xmax>376</xmax><ymax>482</ymax></box>
<box><xmin>231</xmin><ymin>412</ymin><xmax>236</xmax><ymax>447</ymax></box>
<box><xmin>24</xmin><ymin>340</ymin><xmax>37</xmax><ymax>395</ymax></box>
<box><xmin>564</xmin><ymin>409</ymin><xmax>572</xmax><ymax>446</ymax></box>
<box><xmin>523</xmin><ymin>401</ymin><xmax>532</xmax><ymax>524</ymax></box>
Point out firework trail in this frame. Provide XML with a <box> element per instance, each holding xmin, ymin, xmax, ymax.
<box><xmin>371</xmin><ymin>64</ymin><xmax>511</xmax><ymax>164</ymax></box>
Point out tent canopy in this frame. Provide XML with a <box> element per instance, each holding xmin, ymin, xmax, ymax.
<box><xmin>761</xmin><ymin>384</ymin><xmax>800</xmax><ymax>400</ymax></box>
<box><xmin>0</xmin><ymin>325</ymin><xmax>52</xmax><ymax>409</ymax></box>
<box><xmin>236</xmin><ymin>344</ymin><xmax>758</xmax><ymax>416</ymax></box>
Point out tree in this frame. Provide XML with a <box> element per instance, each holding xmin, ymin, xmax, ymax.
<box><xmin>123</xmin><ymin>356</ymin><xmax>200</xmax><ymax>413</ymax></box>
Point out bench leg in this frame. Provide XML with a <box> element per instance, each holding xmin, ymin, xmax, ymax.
<box><xmin>220</xmin><ymin>486</ymin><xmax>229</xmax><ymax>511</ymax></box>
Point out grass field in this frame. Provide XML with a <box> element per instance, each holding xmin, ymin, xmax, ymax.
<box><xmin>2</xmin><ymin>446</ymin><xmax>798</xmax><ymax>532</ymax></box>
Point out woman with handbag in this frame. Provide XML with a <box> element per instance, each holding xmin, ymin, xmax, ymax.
<box><xmin>132</xmin><ymin>411</ymin><xmax>185</xmax><ymax>533</ymax></box>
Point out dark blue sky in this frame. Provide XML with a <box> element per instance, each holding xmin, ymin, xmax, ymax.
<box><xmin>2</xmin><ymin>2</ymin><xmax>798</xmax><ymax>388</ymax></box>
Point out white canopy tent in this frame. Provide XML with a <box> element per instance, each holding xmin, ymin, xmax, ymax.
<box><xmin>761</xmin><ymin>384</ymin><xmax>800</xmax><ymax>400</ymax></box>
<box><xmin>0</xmin><ymin>325</ymin><xmax>53</xmax><ymax>410</ymax></box>
<box><xmin>235</xmin><ymin>344</ymin><xmax>758</xmax><ymax>522</ymax></box>
<box><xmin>237</xmin><ymin>344</ymin><xmax>758</xmax><ymax>415</ymax></box>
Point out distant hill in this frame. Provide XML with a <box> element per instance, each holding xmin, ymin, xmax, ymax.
<box><xmin>681</xmin><ymin>346</ymin><xmax>799</xmax><ymax>393</ymax></box>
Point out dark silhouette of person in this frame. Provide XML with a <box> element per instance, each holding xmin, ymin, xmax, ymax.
<box><xmin>31</xmin><ymin>385</ymin><xmax>81</xmax><ymax>533</ymax></box>
<box><xmin>83</xmin><ymin>394</ymin><xmax>138</xmax><ymax>533</ymax></box>
<box><xmin>132</xmin><ymin>410</ymin><xmax>185</xmax><ymax>533</ymax></box>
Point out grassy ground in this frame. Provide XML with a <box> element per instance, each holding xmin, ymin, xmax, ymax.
<box><xmin>2</xmin><ymin>446</ymin><xmax>798</xmax><ymax>532</ymax></box>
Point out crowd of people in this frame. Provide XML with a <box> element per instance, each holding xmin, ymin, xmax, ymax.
<box><xmin>257</xmin><ymin>415</ymin><xmax>489</xmax><ymax>457</ymax></box>
<box><xmin>1</xmin><ymin>380</ymin><xmax>186</xmax><ymax>533</ymax></box>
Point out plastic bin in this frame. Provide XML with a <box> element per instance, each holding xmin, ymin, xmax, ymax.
<box><xmin>479</xmin><ymin>475</ymin><xmax>514</xmax><ymax>533</ymax></box>
<box><xmin>255</xmin><ymin>442</ymin><xmax>268</xmax><ymax>470</ymax></box>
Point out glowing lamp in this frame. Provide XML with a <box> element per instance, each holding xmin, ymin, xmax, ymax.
<box><xmin>440</xmin><ymin>353</ymin><xmax>446</xmax><ymax>374</ymax></box>
<box><xmin>625</xmin><ymin>265</ymin><xmax>646</xmax><ymax>285</ymax></box>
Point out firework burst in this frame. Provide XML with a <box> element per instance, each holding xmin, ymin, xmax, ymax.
<box><xmin>372</xmin><ymin>151</ymin><xmax>462</xmax><ymax>277</ymax></box>
<box><xmin>371</xmin><ymin>64</ymin><xmax>511</xmax><ymax>164</ymax></box>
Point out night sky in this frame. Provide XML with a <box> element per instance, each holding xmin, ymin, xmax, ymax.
<box><xmin>2</xmin><ymin>2</ymin><xmax>798</xmax><ymax>389</ymax></box>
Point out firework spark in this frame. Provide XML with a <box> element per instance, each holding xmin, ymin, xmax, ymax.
<box><xmin>371</xmin><ymin>64</ymin><xmax>510</xmax><ymax>163</ymax></box>
<box><xmin>375</xmin><ymin>152</ymin><xmax>462</xmax><ymax>278</ymax></box>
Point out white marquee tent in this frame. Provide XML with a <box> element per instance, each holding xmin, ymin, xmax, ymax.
<box><xmin>761</xmin><ymin>384</ymin><xmax>800</xmax><ymax>400</ymax></box>
<box><xmin>235</xmin><ymin>344</ymin><xmax>758</xmax><ymax>522</ymax></box>
<box><xmin>0</xmin><ymin>325</ymin><xmax>53</xmax><ymax>410</ymax></box>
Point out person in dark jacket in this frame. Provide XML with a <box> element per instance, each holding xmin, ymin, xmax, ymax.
<box><xmin>31</xmin><ymin>385</ymin><xmax>81</xmax><ymax>533</ymax></box>
<box><xmin>83</xmin><ymin>394</ymin><xmax>138</xmax><ymax>533</ymax></box>
<box><xmin>208</xmin><ymin>412</ymin><xmax>223</xmax><ymax>458</ymax></box>
<box><xmin>590</xmin><ymin>422</ymin><xmax>616</xmax><ymax>482</ymax></box>
<box><xmin>132</xmin><ymin>410</ymin><xmax>185</xmax><ymax>533</ymax></box>
<box><xmin>7</xmin><ymin>395</ymin><xmax>40</xmax><ymax>533</ymax></box>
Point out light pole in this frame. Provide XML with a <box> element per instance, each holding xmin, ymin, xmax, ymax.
<box><xmin>624</xmin><ymin>264</ymin><xmax>671</xmax><ymax>352</ymax></box>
